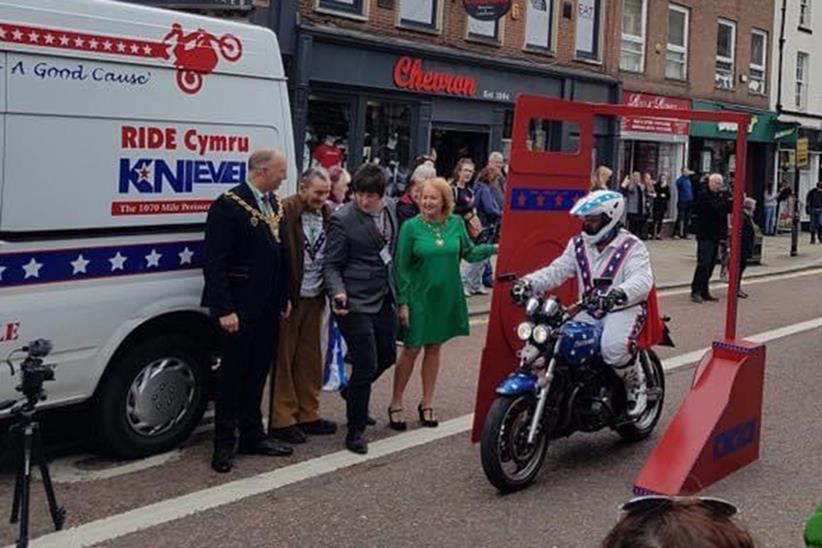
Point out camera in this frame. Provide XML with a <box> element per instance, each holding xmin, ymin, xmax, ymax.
<box><xmin>3</xmin><ymin>338</ymin><xmax>56</xmax><ymax>407</ymax></box>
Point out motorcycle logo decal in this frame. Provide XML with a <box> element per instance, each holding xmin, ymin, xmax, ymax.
<box><xmin>161</xmin><ymin>23</ymin><xmax>242</xmax><ymax>94</ymax></box>
<box><xmin>0</xmin><ymin>21</ymin><xmax>243</xmax><ymax>95</ymax></box>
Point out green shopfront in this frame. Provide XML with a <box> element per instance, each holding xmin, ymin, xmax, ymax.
<box><xmin>689</xmin><ymin>100</ymin><xmax>778</xmax><ymax>226</ymax></box>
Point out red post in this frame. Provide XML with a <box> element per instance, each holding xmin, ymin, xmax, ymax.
<box><xmin>724</xmin><ymin>119</ymin><xmax>750</xmax><ymax>341</ymax></box>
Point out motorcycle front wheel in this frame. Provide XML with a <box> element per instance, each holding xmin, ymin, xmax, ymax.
<box><xmin>480</xmin><ymin>394</ymin><xmax>550</xmax><ymax>494</ymax></box>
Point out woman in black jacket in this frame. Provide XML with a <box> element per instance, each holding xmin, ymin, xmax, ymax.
<box><xmin>652</xmin><ymin>173</ymin><xmax>672</xmax><ymax>239</ymax></box>
<box><xmin>738</xmin><ymin>197</ymin><xmax>756</xmax><ymax>298</ymax></box>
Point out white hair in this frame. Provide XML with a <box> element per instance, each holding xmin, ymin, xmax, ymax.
<box><xmin>410</xmin><ymin>162</ymin><xmax>437</xmax><ymax>185</ymax></box>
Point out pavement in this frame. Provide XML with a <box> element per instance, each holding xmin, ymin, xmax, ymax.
<box><xmin>467</xmin><ymin>233</ymin><xmax>822</xmax><ymax>316</ymax></box>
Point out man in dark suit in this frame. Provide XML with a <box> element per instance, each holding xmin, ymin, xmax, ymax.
<box><xmin>690</xmin><ymin>173</ymin><xmax>732</xmax><ymax>304</ymax></box>
<box><xmin>202</xmin><ymin>148</ymin><xmax>294</xmax><ymax>473</ymax></box>
<box><xmin>324</xmin><ymin>164</ymin><xmax>398</xmax><ymax>454</ymax></box>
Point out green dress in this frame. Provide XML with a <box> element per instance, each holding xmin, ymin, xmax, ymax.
<box><xmin>395</xmin><ymin>214</ymin><xmax>496</xmax><ymax>347</ymax></box>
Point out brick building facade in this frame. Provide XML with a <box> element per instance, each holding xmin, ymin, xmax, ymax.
<box><xmin>603</xmin><ymin>0</ymin><xmax>777</xmax><ymax>220</ymax></box>
<box><xmin>131</xmin><ymin>0</ymin><xmax>780</xmax><ymax>213</ymax></box>
<box><xmin>291</xmin><ymin>1</ymin><xmax>622</xmax><ymax>177</ymax></box>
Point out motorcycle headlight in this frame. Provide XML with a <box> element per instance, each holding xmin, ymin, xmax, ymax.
<box><xmin>516</xmin><ymin>322</ymin><xmax>534</xmax><ymax>341</ymax></box>
<box><xmin>532</xmin><ymin>324</ymin><xmax>550</xmax><ymax>344</ymax></box>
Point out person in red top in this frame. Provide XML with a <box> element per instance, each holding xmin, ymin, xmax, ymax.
<box><xmin>313</xmin><ymin>135</ymin><xmax>343</xmax><ymax>169</ymax></box>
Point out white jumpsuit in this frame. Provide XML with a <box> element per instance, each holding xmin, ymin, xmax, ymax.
<box><xmin>524</xmin><ymin>229</ymin><xmax>654</xmax><ymax>367</ymax></box>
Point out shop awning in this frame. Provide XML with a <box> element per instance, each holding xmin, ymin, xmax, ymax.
<box><xmin>689</xmin><ymin>100</ymin><xmax>778</xmax><ymax>143</ymax></box>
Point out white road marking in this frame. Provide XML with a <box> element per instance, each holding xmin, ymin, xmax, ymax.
<box><xmin>30</xmin><ymin>416</ymin><xmax>473</xmax><ymax>548</ymax></box>
<box><xmin>48</xmin><ymin>411</ymin><xmax>215</xmax><ymax>484</ymax></box>
<box><xmin>27</xmin><ymin>314</ymin><xmax>822</xmax><ymax>547</ymax></box>
<box><xmin>47</xmin><ymin>451</ymin><xmax>183</xmax><ymax>484</ymax></box>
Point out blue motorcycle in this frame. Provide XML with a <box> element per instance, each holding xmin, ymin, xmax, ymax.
<box><xmin>480</xmin><ymin>280</ymin><xmax>670</xmax><ymax>493</ymax></box>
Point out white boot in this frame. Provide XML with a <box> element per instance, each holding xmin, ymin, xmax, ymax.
<box><xmin>619</xmin><ymin>360</ymin><xmax>648</xmax><ymax>418</ymax></box>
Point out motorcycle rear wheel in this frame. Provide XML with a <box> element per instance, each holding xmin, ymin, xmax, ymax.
<box><xmin>616</xmin><ymin>349</ymin><xmax>665</xmax><ymax>441</ymax></box>
<box><xmin>480</xmin><ymin>394</ymin><xmax>550</xmax><ymax>493</ymax></box>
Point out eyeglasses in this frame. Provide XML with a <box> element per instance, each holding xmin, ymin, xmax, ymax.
<box><xmin>621</xmin><ymin>496</ymin><xmax>739</xmax><ymax>518</ymax></box>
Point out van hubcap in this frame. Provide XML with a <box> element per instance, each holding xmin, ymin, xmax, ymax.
<box><xmin>126</xmin><ymin>358</ymin><xmax>196</xmax><ymax>437</ymax></box>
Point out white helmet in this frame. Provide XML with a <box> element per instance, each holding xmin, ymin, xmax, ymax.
<box><xmin>570</xmin><ymin>190</ymin><xmax>625</xmax><ymax>244</ymax></box>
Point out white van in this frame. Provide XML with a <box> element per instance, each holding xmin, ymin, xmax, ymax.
<box><xmin>0</xmin><ymin>0</ymin><xmax>295</xmax><ymax>457</ymax></box>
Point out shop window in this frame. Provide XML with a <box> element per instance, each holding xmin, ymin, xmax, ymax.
<box><xmin>398</xmin><ymin>0</ymin><xmax>440</xmax><ymax>31</ymax></box>
<box><xmin>306</xmin><ymin>97</ymin><xmax>352</xmax><ymax>170</ymax></box>
<box><xmin>575</xmin><ymin>0</ymin><xmax>601</xmax><ymax>60</ymax></box>
<box><xmin>467</xmin><ymin>15</ymin><xmax>500</xmax><ymax>42</ymax></box>
<box><xmin>715</xmin><ymin>19</ymin><xmax>736</xmax><ymax>90</ymax></box>
<box><xmin>749</xmin><ymin>30</ymin><xmax>767</xmax><ymax>95</ymax></box>
<box><xmin>620</xmin><ymin>0</ymin><xmax>646</xmax><ymax>72</ymax></box>
<box><xmin>800</xmin><ymin>0</ymin><xmax>812</xmax><ymax>30</ymax></box>
<box><xmin>526</xmin><ymin>119</ymin><xmax>580</xmax><ymax>153</ymax></box>
<box><xmin>363</xmin><ymin>101</ymin><xmax>412</xmax><ymax>187</ymax></box>
<box><xmin>796</xmin><ymin>52</ymin><xmax>809</xmax><ymax>110</ymax></box>
<box><xmin>316</xmin><ymin>0</ymin><xmax>366</xmax><ymax>18</ymax></box>
<box><xmin>666</xmin><ymin>4</ymin><xmax>689</xmax><ymax>80</ymax></box>
<box><xmin>524</xmin><ymin>0</ymin><xmax>554</xmax><ymax>52</ymax></box>
<box><xmin>502</xmin><ymin>109</ymin><xmax>514</xmax><ymax>160</ymax></box>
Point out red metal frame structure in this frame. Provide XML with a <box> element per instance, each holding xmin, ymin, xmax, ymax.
<box><xmin>472</xmin><ymin>95</ymin><xmax>766</xmax><ymax>495</ymax></box>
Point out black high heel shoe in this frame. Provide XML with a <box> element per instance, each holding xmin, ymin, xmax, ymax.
<box><xmin>388</xmin><ymin>407</ymin><xmax>407</xmax><ymax>431</ymax></box>
<box><xmin>417</xmin><ymin>403</ymin><xmax>439</xmax><ymax>428</ymax></box>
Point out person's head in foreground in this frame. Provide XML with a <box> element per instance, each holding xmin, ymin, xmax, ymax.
<box><xmin>602</xmin><ymin>496</ymin><xmax>754</xmax><ymax>548</ymax></box>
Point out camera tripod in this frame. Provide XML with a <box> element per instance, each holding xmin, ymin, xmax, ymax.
<box><xmin>2</xmin><ymin>338</ymin><xmax>65</xmax><ymax>548</ymax></box>
<box><xmin>3</xmin><ymin>399</ymin><xmax>66</xmax><ymax>548</ymax></box>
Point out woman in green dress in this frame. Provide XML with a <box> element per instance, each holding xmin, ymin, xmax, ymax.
<box><xmin>389</xmin><ymin>177</ymin><xmax>497</xmax><ymax>429</ymax></box>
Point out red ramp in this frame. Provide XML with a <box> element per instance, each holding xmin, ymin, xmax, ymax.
<box><xmin>634</xmin><ymin>341</ymin><xmax>766</xmax><ymax>495</ymax></box>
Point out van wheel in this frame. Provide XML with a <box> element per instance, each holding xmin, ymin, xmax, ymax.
<box><xmin>96</xmin><ymin>335</ymin><xmax>209</xmax><ymax>459</ymax></box>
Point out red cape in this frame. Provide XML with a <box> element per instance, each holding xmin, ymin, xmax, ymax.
<box><xmin>637</xmin><ymin>285</ymin><xmax>664</xmax><ymax>349</ymax></box>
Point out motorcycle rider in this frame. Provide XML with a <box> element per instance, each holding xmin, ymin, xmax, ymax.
<box><xmin>513</xmin><ymin>190</ymin><xmax>654</xmax><ymax>417</ymax></box>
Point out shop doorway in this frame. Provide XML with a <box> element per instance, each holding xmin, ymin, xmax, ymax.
<box><xmin>430</xmin><ymin>126</ymin><xmax>489</xmax><ymax>178</ymax></box>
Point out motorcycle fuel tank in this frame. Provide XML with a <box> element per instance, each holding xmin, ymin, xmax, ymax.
<box><xmin>558</xmin><ymin>322</ymin><xmax>602</xmax><ymax>365</ymax></box>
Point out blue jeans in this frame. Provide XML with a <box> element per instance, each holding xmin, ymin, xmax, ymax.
<box><xmin>811</xmin><ymin>210</ymin><xmax>822</xmax><ymax>242</ymax></box>
<box><xmin>763</xmin><ymin>204</ymin><xmax>777</xmax><ymax>235</ymax></box>
<box><xmin>462</xmin><ymin>260</ymin><xmax>486</xmax><ymax>293</ymax></box>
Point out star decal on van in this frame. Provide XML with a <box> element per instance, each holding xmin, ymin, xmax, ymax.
<box><xmin>0</xmin><ymin>241</ymin><xmax>204</xmax><ymax>288</ymax></box>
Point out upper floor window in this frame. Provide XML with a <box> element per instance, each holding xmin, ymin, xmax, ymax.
<box><xmin>665</xmin><ymin>4</ymin><xmax>689</xmax><ymax>80</ymax></box>
<box><xmin>316</xmin><ymin>0</ymin><xmax>366</xmax><ymax>18</ymax></box>
<box><xmin>575</xmin><ymin>0</ymin><xmax>601</xmax><ymax>60</ymax></box>
<box><xmin>524</xmin><ymin>0</ymin><xmax>554</xmax><ymax>52</ymax></box>
<box><xmin>796</xmin><ymin>52</ymin><xmax>809</xmax><ymax>110</ymax></box>
<box><xmin>799</xmin><ymin>0</ymin><xmax>812</xmax><ymax>29</ymax></box>
<box><xmin>620</xmin><ymin>0</ymin><xmax>647</xmax><ymax>72</ymax></box>
<box><xmin>749</xmin><ymin>30</ymin><xmax>767</xmax><ymax>95</ymax></box>
<box><xmin>467</xmin><ymin>15</ymin><xmax>500</xmax><ymax>42</ymax></box>
<box><xmin>398</xmin><ymin>0</ymin><xmax>439</xmax><ymax>31</ymax></box>
<box><xmin>715</xmin><ymin>19</ymin><xmax>736</xmax><ymax>90</ymax></box>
